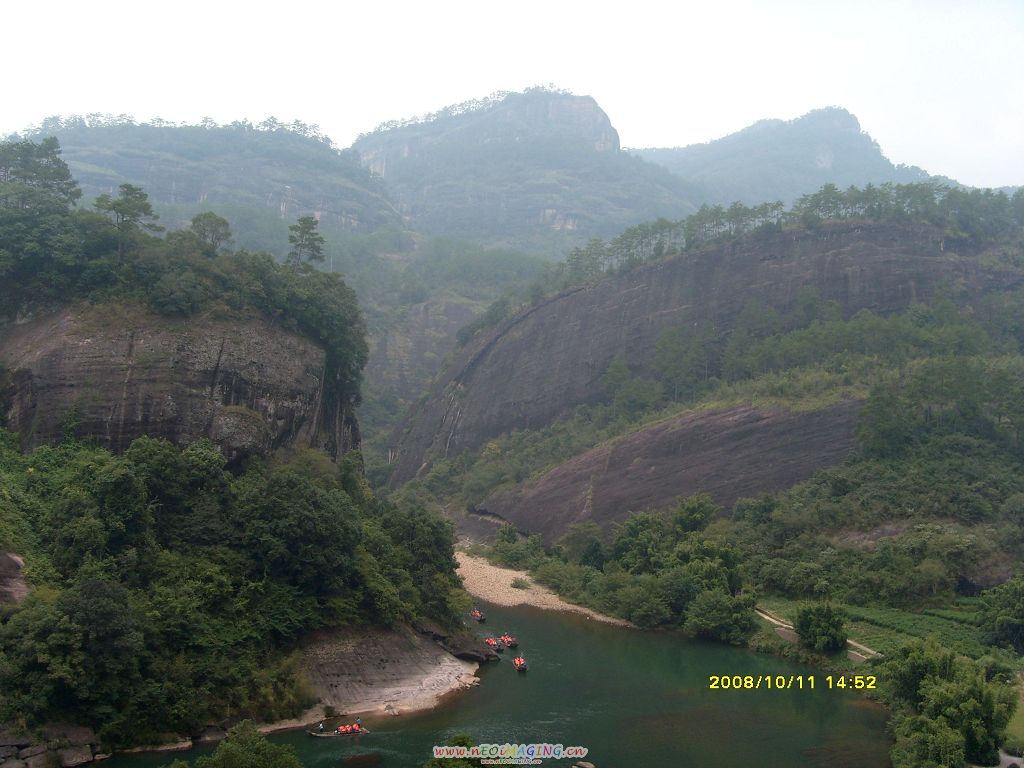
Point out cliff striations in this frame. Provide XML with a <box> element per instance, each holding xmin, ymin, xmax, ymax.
<box><xmin>0</xmin><ymin>305</ymin><xmax>359</xmax><ymax>462</ymax></box>
<box><xmin>389</xmin><ymin>223</ymin><xmax>1024</xmax><ymax>485</ymax></box>
<box><xmin>479</xmin><ymin>401</ymin><xmax>861</xmax><ymax>542</ymax></box>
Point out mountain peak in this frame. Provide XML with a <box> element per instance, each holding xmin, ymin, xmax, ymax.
<box><xmin>355</xmin><ymin>88</ymin><xmax>620</xmax><ymax>172</ymax></box>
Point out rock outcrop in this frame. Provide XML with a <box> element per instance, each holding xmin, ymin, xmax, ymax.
<box><xmin>0</xmin><ymin>553</ymin><xmax>27</xmax><ymax>604</ymax></box>
<box><xmin>0</xmin><ymin>305</ymin><xmax>359</xmax><ymax>462</ymax></box>
<box><xmin>389</xmin><ymin>223</ymin><xmax>1023</xmax><ymax>485</ymax></box>
<box><xmin>299</xmin><ymin>625</ymin><xmax>480</xmax><ymax>717</ymax></box>
<box><xmin>0</xmin><ymin>724</ymin><xmax>101</xmax><ymax>768</ymax></box>
<box><xmin>480</xmin><ymin>401</ymin><xmax>861</xmax><ymax>542</ymax></box>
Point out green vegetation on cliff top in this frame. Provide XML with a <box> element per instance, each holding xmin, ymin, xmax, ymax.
<box><xmin>0</xmin><ymin>136</ymin><xmax>368</xmax><ymax>400</ymax></box>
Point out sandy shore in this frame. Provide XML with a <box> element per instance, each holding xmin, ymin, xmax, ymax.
<box><xmin>456</xmin><ymin>551</ymin><xmax>631</xmax><ymax>626</ymax></box>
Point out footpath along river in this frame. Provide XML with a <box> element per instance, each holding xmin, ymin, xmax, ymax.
<box><xmin>105</xmin><ymin>600</ymin><xmax>891</xmax><ymax>768</ymax></box>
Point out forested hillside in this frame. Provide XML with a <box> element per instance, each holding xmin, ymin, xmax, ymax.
<box><xmin>0</xmin><ymin>137</ymin><xmax>468</xmax><ymax>750</ymax></box>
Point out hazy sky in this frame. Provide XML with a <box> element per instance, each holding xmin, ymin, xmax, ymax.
<box><xmin>4</xmin><ymin>0</ymin><xmax>1021</xmax><ymax>187</ymax></box>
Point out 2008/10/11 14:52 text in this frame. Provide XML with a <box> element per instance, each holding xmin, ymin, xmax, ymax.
<box><xmin>708</xmin><ymin>675</ymin><xmax>877</xmax><ymax>690</ymax></box>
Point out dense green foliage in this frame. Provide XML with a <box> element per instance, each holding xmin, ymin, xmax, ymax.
<box><xmin>486</xmin><ymin>496</ymin><xmax>757</xmax><ymax>641</ymax></box>
<box><xmin>979</xmin><ymin>576</ymin><xmax>1024</xmax><ymax>653</ymax></box>
<box><xmin>793</xmin><ymin>604</ymin><xmax>847</xmax><ymax>652</ymax></box>
<box><xmin>0</xmin><ymin>436</ymin><xmax>464</xmax><ymax>745</ymax></box>
<box><xmin>0</xmin><ymin>137</ymin><xmax>368</xmax><ymax>401</ymax></box>
<box><xmin>881</xmin><ymin>639</ymin><xmax>1017</xmax><ymax>767</ymax></box>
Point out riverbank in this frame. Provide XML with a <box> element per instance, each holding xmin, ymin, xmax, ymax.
<box><xmin>272</xmin><ymin>624</ymin><xmax>479</xmax><ymax>729</ymax></box>
<box><xmin>455</xmin><ymin>551</ymin><xmax>631</xmax><ymax>626</ymax></box>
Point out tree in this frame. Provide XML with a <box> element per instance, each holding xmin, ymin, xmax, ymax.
<box><xmin>684</xmin><ymin>589</ymin><xmax>756</xmax><ymax>644</ymax></box>
<box><xmin>558</xmin><ymin>522</ymin><xmax>605</xmax><ymax>564</ymax></box>
<box><xmin>794</xmin><ymin>604</ymin><xmax>847</xmax><ymax>652</ymax></box>
<box><xmin>94</xmin><ymin>183</ymin><xmax>161</xmax><ymax>259</ymax></box>
<box><xmin>190</xmin><ymin>211</ymin><xmax>232</xmax><ymax>256</ymax></box>
<box><xmin>672</xmin><ymin>494</ymin><xmax>719</xmax><ymax>535</ymax></box>
<box><xmin>0</xmin><ymin>136</ymin><xmax>80</xmax><ymax>213</ymax></box>
<box><xmin>978</xmin><ymin>575</ymin><xmax>1024</xmax><ymax>653</ymax></box>
<box><xmin>286</xmin><ymin>215</ymin><xmax>325</xmax><ymax>269</ymax></box>
<box><xmin>182</xmin><ymin>721</ymin><xmax>301</xmax><ymax>768</ymax></box>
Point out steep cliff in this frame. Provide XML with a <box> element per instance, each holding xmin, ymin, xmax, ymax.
<box><xmin>389</xmin><ymin>223</ymin><xmax>1024</xmax><ymax>485</ymax></box>
<box><xmin>0</xmin><ymin>305</ymin><xmax>359</xmax><ymax>462</ymax></box>
<box><xmin>480</xmin><ymin>401</ymin><xmax>861</xmax><ymax>541</ymax></box>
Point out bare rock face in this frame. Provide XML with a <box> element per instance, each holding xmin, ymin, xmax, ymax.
<box><xmin>0</xmin><ymin>305</ymin><xmax>359</xmax><ymax>462</ymax></box>
<box><xmin>0</xmin><ymin>553</ymin><xmax>27</xmax><ymax>604</ymax></box>
<box><xmin>480</xmin><ymin>402</ymin><xmax>861</xmax><ymax>542</ymax></box>
<box><xmin>389</xmin><ymin>223</ymin><xmax>1023</xmax><ymax>485</ymax></box>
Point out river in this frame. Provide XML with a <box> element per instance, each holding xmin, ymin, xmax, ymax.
<box><xmin>106</xmin><ymin>601</ymin><xmax>891</xmax><ymax>768</ymax></box>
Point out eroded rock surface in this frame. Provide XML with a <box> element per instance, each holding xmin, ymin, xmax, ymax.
<box><xmin>0</xmin><ymin>305</ymin><xmax>359</xmax><ymax>462</ymax></box>
<box><xmin>481</xmin><ymin>402</ymin><xmax>861</xmax><ymax>541</ymax></box>
<box><xmin>0</xmin><ymin>553</ymin><xmax>26</xmax><ymax>604</ymax></box>
<box><xmin>389</xmin><ymin>223</ymin><xmax>1022</xmax><ymax>484</ymax></box>
<box><xmin>301</xmin><ymin>626</ymin><xmax>478</xmax><ymax>717</ymax></box>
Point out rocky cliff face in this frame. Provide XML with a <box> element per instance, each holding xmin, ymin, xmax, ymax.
<box><xmin>0</xmin><ymin>552</ymin><xmax>26</xmax><ymax>604</ymax></box>
<box><xmin>0</xmin><ymin>305</ymin><xmax>359</xmax><ymax>462</ymax></box>
<box><xmin>480</xmin><ymin>402</ymin><xmax>860</xmax><ymax>542</ymax></box>
<box><xmin>389</xmin><ymin>223</ymin><xmax>1023</xmax><ymax>485</ymax></box>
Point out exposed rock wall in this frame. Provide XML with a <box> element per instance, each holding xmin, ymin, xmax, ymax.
<box><xmin>0</xmin><ymin>305</ymin><xmax>359</xmax><ymax>462</ymax></box>
<box><xmin>480</xmin><ymin>402</ymin><xmax>861</xmax><ymax>542</ymax></box>
<box><xmin>389</xmin><ymin>223</ymin><xmax>1023</xmax><ymax>485</ymax></box>
<box><xmin>0</xmin><ymin>552</ymin><xmax>26</xmax><ymax>604</ymax></box>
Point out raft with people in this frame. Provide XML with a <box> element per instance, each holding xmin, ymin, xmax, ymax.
<box><xmin>513</xmin><ymin>656</ymin><xmax>528</xmax><ymax>672</ymax></box>
<box><xmin>470</xmin><ymin>608</ymin><xmax>486</xmax><ymax>622</ymax></box>
<box><xmin>308</xmin><ymin>720</ymin><xmax>367</xmax><ymax>737</ymax></box>
<box><xmin>484</xmin><ymin>637</ymin><xmax>505</xmax><ymax>653</ymax></box>
<box><xmin>499</xmin><ymin>633</ymin><xmax>518</xmax><ymax>648</ymax></box>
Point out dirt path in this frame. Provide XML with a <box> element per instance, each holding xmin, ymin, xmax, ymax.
<box><xmin>755</xmin><ymin>607</ymin><xmax>881</xmax><ymax>659</ymax></box>
<box><xmin>456</xmin><ymin>552</ymin><xmax>631</xmax><ymax>627</ymax></box>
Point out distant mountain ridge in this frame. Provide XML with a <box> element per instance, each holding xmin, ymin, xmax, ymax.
<box><xmin>352</xmin><ymin>88</ymin><xmax>703</xmax><ymax>254</ymax></box>
<box><xmin>632</xmin><ymin>107</ymin><xmax>936</xmax><ymax>205</ymax></box>
<box><xmin>16</xmin><ymin>117</ymin><xmax>403</xmax><ymax>254</ymax></box>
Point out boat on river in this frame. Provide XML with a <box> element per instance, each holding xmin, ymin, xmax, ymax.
<box><xmin>484</xmin><ymin>637</ymin><xmax>505</xmax><ymax>652</ymax></box>
<box><xmin>470</xmin><ymin>608</ymin><xmax>486</xmax><ymax>622</ymax></box>
<box><xmin>500</xmin><ymin>633</ymin><xmax>518</xmax><ymax>648</ymax></box>
<box><xmin>307</xmin><ymin>725</ymin><xmax>368</xmax><ymax>737</ymax></box>
<box><xmin>513</xmin><ymin>656</ymin><xmax>528</xmax><ymax>672</ymax></box>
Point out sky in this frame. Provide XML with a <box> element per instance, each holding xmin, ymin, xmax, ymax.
<box><xmin>4</xmin><ymin>0</ymin><xmax>1021</xmax><ymax>188</ymax></box>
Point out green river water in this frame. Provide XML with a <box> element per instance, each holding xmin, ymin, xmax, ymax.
<box><xmin>106</xmin><ymin>602</ymin><xmax>891</xmax><ymax>768</ymax></box>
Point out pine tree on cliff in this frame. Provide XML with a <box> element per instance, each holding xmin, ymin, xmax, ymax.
<box><xmin>286</xmin><ymin>215</ymin><xmax>325</xmax><ymax>270</ymax></box>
